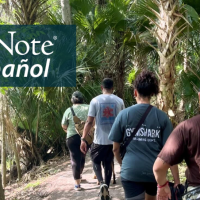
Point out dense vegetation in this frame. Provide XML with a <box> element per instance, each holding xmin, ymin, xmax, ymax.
<box><xmin>0</xmin><ymin>0</ymin><xmax>200</xmax><ymax>197</ymax></box>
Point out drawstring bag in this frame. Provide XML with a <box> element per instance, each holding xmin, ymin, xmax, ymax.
<box><xmin>169</xmin><ymin>182</ymin><xmax>184</xmax><ymax>200</ymax></box>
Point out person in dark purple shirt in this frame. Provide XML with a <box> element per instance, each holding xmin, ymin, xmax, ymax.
<box><xmin>153</xmin><ymin>91</ymin><xmax>200</xmax><ymax>200</ymax></box>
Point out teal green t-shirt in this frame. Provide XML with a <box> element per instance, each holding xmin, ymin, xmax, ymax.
<box><xmin>61</xmin><ymin>104</ymin><xmax>89</xmax><ymax>139</ymax></box>
<box><xmin>108</xmin><ymin>104</ymin><xmax>173</xmax><ymax>182</ymax></box>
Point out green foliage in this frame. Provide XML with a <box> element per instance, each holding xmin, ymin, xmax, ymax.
<box><xmin>1</xmin><ymin>0</ymin><xmax>200</xmax><ymax>166</ymax></box>
<box><xmin>128</xmin><ymin>69</ymin><xmax>137</xmax><ymax>84</ymax></box>
<box><xmin>184</xmin><ymin>5</ymin><xmax>199</xmax><ymax>23</ymax></box>
<box><xmin>175</xmin><ymin>29</ymin><xmax>200</xmax><ymax>119</ymax></box>
<box><xmin>24</xmin><ymin>181</ymin><xmax>41</xmax><ymax>190</ymax></box>
<box><xmin>183</xmin><ymin>0</ymin><xmax>200</xmax><ymax>15</ymax></box>
<box><xmin>0</xmin><ymin>87</ymin><xmax>9</xmax><ymax>95</ymax></box>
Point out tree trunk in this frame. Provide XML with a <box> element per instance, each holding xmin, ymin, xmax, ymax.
<box><xmin>153</xmin><ymin>0</ymin><xmax>182</xmax><ymax>116</ymax></box>
<box><xmin>5</xmin><ymin>99</ymin><xmax>21</xmax><ymax>181</ymax></box>
<box><xmin>115</xmin><ymin>50</ymin><xmax>126</xmax><ymax>99</ymax></box>
<box><xmin>10</xmin><ymin>134</ymin><xmax>21</xmax><ymax>181</ymax></box>
<box><xmin>0</xmin><ymin>173</ymin><xmax>5</xmax><ymax>200</ymax></box>
<box><xmin>114</xmin><ymin>32</ymin><xmax>126</xmax><ymax>99</ymax></box>
<box><xmin>1</xmin><ymin>95</ymin><xmax>6</xmax><ymax>188</ymax></box>
<box><xmin>35</xmin><ymin>102</ymin><xmax>40</xmax><ymax>145</ymax></box>
<box><xmin>61</xmin><ymin>0</ymin><xmax>71</xmax><ymax>25</ymax></box>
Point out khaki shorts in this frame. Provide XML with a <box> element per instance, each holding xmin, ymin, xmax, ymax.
<box><xmin>183</xmin><ymin>186</ymin><xmax>200</xmax><ymax>200</ymax></box>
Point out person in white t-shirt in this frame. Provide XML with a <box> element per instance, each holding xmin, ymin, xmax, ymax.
<box><xmin>80</xmin><ymin>78</ymin><xmax>125</xmax><ymax>200</ymax></box>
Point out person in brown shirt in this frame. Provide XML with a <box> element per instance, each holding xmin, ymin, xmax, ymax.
<box><xmin>153</xmin><ymin>91</ymin><xmax>200</xmax><ymax>200</ymax></box>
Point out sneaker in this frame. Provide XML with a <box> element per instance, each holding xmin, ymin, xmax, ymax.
<box><xmin>99</xmin><ymin>184</ymin><xmax>111</xmax><ymax>200</ymax></box>
<box><xmin>74</xmin><ymin>184</ymin><xmax>82</xmax><ymax>191</ymax></box>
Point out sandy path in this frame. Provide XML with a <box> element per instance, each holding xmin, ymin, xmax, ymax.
<box><xmin>5</xmin><ymin>156</ymin><xmax>124</xmax><ymax>200</ymax></box>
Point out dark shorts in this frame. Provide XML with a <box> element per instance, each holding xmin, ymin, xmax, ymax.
<box><xmin>121</xmin><ymin>177</ymin><xmax>157</xmax><ymax>199</ymax></box>
<box><xmin>90</xmin><ymin>143</ymin><xmax>114</xmax><ymax>164</ymax></box>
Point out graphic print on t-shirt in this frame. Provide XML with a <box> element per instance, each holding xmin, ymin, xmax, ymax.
<box><xmin>100</xmin><ymin>103</ymin><xmax>116</xmax><ymax>125</ymax></box>
<box><xmin>126</xmin><ymin>124</ymin><xmax>161</xmax><ymax>143</ymax></box>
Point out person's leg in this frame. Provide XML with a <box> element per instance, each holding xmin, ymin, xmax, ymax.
<box><xmin>66</xmin><ymin>135</ymin><xmax>82</xmax><ymax>187</ymax></box>
<box><xmin>144</xmin><ymin>182</ymin><xmax>157</xmax><ymax>200</ymax></box>
<box><xmin>111</xmin><ymin>160</ymin><xmax>116</xmax><ymax>184</ymax></box>
<box><xmin>91</xmin><ymin>144</ymin><xmax>111</xmax><ymax>199</ymax></box>
<box><xmin>90</xmin><ymin>143</ymin><xmax>104</xmax><ymax>183</ymax></box>
<box><xmin>121</xmin><ymin>178</ymin><xmax>145</xmax><ymax>200</ymax></box>
<box><xmin>145</xmin><ymin>194</ymin><xmax>156</xmax><ymax>200</ymax></box>
<box><xmin>80</xmin><ymin>152</ymin><xmax>86</xmax><ymax>175</ymax></box>
<box><xmin>103</xmin><ymin>145</ymin><xmax>114</xmax><ymax>187</ymax></box>
<box><xmin>93</xmin><ymin>161</ymin><xmax>103</xmax><ymax>183</ymax></box>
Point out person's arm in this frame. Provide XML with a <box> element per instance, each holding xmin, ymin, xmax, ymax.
<box><xmin>153</xmin><ymin>157</ymin><xmax>171</xmax><ymax>200</ymax></box>
<box><xmin>153</xmin><ymin>123</ymin><xmax>185</xmax><ymax>200</ymax></box>
<box><xmin>82</xmin><ymin>116</ymin><xmax>95</xmax><ymax>138</ymax></box>
<box><xmin>113</xmin><ymin>142</ymin><xmax>122</xmax><ymax>165</ymax></box>
<box><xmin>62</xmin><ymin>124</ymin><xmax>68</xmax><ymax>133</ymax></box>
<box><xmin>108</xmin><ymin>112</ymin><xmax>124</xmax><ymax>165</ymax></box>
<box><xmin>170</xmin><ymin>165</ymin><xmax>180</xmax><ymax>187</ymax></box>
<box><xmin>121</xmin><ymin>100</ymin><xmax>125</xmax><ymax>110</ymax></box>
<box><xmin>61</xmin><ymin>109</ymin><xmax>69</xmax><ymax>134</ymax></box>
<box><xmin>80</xmin><ymin>100</ymin><xmax>96</xmax><ymax>154</ymax></box>
<box><xmin>80</xmin><ymin>116</ymin><xmax>95</xmax><ymax>154</ymax></box>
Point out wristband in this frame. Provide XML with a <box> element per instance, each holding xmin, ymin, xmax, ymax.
<box><xmin>81</xmin><ymin>137</ymin><xmax>88</xmax><ymax>145</ymax></box>
<box><xmin>157</xmin><ymin>181</ymin><xmax>169</xmax><ymax>188</ymax></box>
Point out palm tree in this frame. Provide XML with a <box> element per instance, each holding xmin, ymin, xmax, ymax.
<box><xmin>11</xmin><ymin>0</ymin><xmax>48</xmax><ymax>24</ymax></box>
<box><xmin>1</xmin><ymin>95</ymin><xmax>6</xmax><ymax>188</ymax></box>
<box><xmin>0</xmin><ymin>173</ymin><xmax>5</xmax><ymax>200</ymax></box>
<box><xmin>61</xmin><ymin>0</ymin><xmax>71</xmax><ymax>24</ymax></box>
<box><xmin>153</xmin><ymin>0</ymin><xmax>183</xmax><ymax>115</ymax></box>
<box><xmin>71</xmin><ymin>0</ymin><xmax>140</xmax><ymax>99</ymax></box>
<box><xmin>134</xmin><ymin>0</ymin><xmax>199</xmax><ymax>119</ymax></box>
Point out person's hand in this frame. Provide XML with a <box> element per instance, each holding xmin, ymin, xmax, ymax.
<box><xmin>157</xmin><ymin>184</ymin><xmax>171</xmax><ymax>200</ymax></box>
<box><xmin>80</xmin><ymin>140</ymin><xmax>87</xmax><ymax>154</ymax></box>
<box><xmin>173</xmin><ymin>181</ymin><xmax>180</xmax><ymax>188</ymax></box>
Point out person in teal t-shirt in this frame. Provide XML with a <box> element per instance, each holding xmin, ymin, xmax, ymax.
<box><xmin>61</xmin><ymin>91</ymin><xmax>89</xmax><ymax>191</ymax></box>
<box><xmin>108</xmin><ymin>71</ymin><xmax>180</xmax><ymax>200</ymax></box>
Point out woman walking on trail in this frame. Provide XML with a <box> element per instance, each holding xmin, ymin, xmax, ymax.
<box><xmin>61</xmin><ymin>91</ymin><xmax>89</xmax><ymax>191</ymax></box>
<box><xmin>108</xmin><ymin>70</ymin><xmax>180</xmax><ymax>200</ymax></box>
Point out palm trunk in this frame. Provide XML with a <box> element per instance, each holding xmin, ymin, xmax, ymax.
<box><xmin>114</xmin><ymin>32</ymin><xmax>126</xmax><ymax>99</ymax></box>
<box><xmin>151</xmin><ymin>0</ymin><xmax>183</xmax><ymax>115</ymax></box>
<box><xmin>12</xmin><ymin>0</ymin><xmax>48</xmax><ymax>25</ymax></box>
<box><xmin>35</xmin><ymin>102</ymin><xmax>40</xmax><ymax>145</ymax></box>
<box><xmin>5</xmin><ymin>99</ymin><xmax>21</xmax><ymax>181</ymax></box>
<box><xmin>0</xmin><ymin>173</ymin><xmax>5</xmax><ymax>200</ymax></box>
<box><xmin>61</xmin><ymin>0</ymin><xmax>71</xmax><ymax>25</ymax></box>
<box><xmin>10</xmin><ymin>134</ymin><xmax>21</xmax><ymax>181</ymax></box>
<box><xmin>115</xmin><ymin>50</ymin><xmax>126</xmax><ymax>99</ymax></box>
<box><xmin>1</xmin><ymin>95</ymin><xmax>6</xmax><ymax>188</ymax></box>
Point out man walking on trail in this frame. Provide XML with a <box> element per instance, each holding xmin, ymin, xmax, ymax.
<box><xmin>153</xmin><ymin>91</ymin><xmax>200</xmax><ymax>200</ymax></box>
<box><xmin>80</xmin><ymin>78</ymin><xmax>125</xmax><ymax>200</ymax></box>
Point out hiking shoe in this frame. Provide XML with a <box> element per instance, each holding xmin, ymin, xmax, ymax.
<box><xmin>74</xmin><ymin>184</ymin><xmax>82</xmax><ymax>191</ymax></box>
<box><xmin>99</xmin><ymin>184</ymin><xmax>111</xmax><ymax>200</ymax></box>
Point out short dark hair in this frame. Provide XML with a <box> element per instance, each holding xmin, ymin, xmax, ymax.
<box><xmin>134</xmin><ymin>70</ymin><xmax>159</xmax><ymax>98</ymax></box>
<box><xmin>71</xmin><ymin>91</ymin><xmax>84</xmax><ymax>104</ymax></box>
<box><xmin>102</xmin><ymin>78</ymin><xmax>113</xmax><ymax>90</ymax></box>
<box><xmin>71</xmin><ymin>97</ymin><xmax>83</xmax><ymax>104</ymax></box>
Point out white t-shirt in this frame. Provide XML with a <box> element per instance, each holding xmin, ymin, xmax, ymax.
<box><xmin>88</xmin><ymin>94</ymin><xmax>125</xmax><ymax>145</ymax></box>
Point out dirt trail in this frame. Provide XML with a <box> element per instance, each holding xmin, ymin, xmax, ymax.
<box><xmin>5</xmin><ymin>156</ymin><xmax>124</xmax><ymax>200</ymax></box>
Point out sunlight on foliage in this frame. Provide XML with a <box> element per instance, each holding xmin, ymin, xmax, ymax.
<box><xmin>24</xmin><ymin>181</ymin><xmax>41</xmax><ymax>190</ymax></box>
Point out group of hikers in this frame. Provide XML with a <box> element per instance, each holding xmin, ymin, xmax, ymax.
<box><xmin>61</xmin><ymin>70</ymin><xmax>200</xmax><ymax>200</ymax></box>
